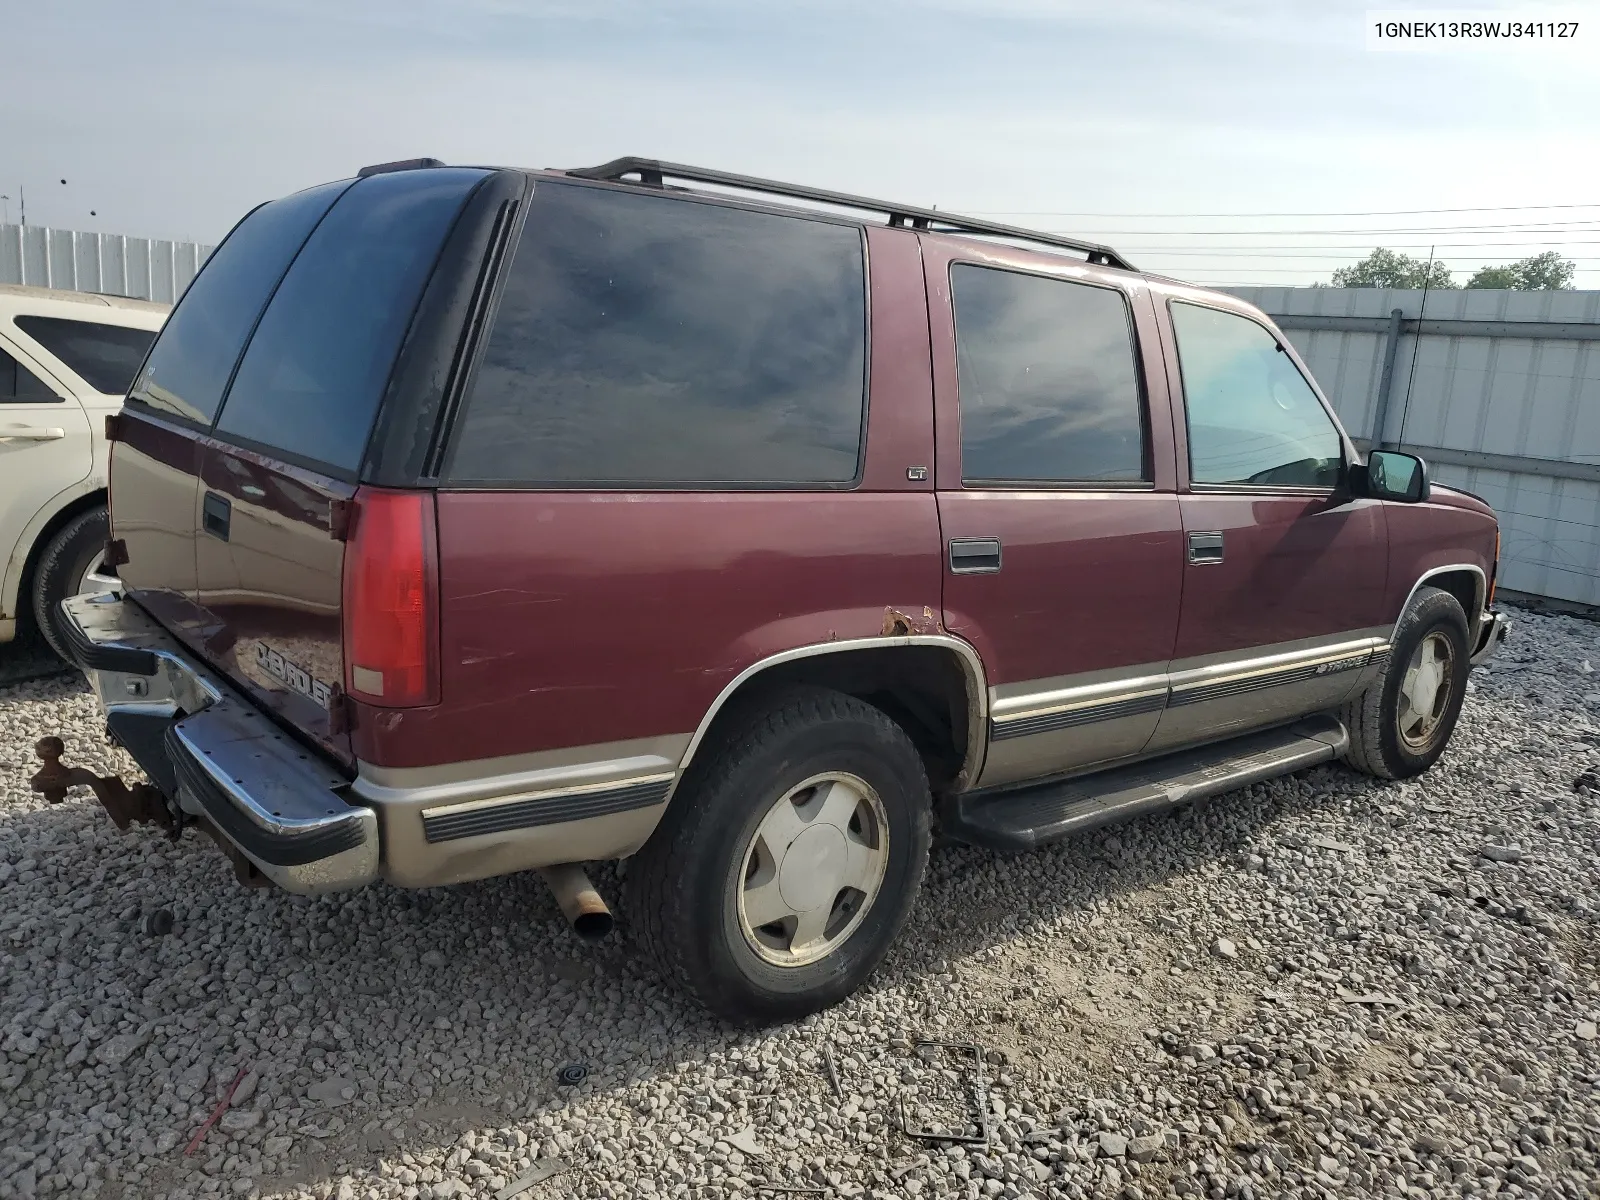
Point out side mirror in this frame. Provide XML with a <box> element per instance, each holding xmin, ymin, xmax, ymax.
<box><xmin>1364</xmin><ymin>449</ymin><xmax>1430</xmax><ymax>503</ymax></box>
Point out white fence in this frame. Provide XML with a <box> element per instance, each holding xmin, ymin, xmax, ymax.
<box><xmin>0</xmin><ymin>224</ymin><xmax>214</xmax><ymax>304</ymax></box>
<box><xmin>1229</xmin><ymin>286</ymin><xmax>1600</xmax><ymax>611</ymax></box>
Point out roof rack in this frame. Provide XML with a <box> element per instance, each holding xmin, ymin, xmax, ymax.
<box><xmin>565</xmin><ymin>157</ymin><xmax>1135</xmax><ymax>272</ymax></box>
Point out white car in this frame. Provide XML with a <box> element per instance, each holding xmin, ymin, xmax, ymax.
<box><xmin>0</xmin><ymin>284</ymin><xmax>169</xmax><ymax>658</ymax></box>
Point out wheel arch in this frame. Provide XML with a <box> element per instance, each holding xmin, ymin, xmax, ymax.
<box><xmin>1396</xmin><ymin>564</ymin><xmax>1485</xmax><ymax>644</ymax></box>
<box><xmin>1</xmin><ymin>483</ymin><xmax>108</xmax><ymax>631</ymax></box>
<box><xmin>677</xmin><ymin>636</ymin><xmax>990</xmax><ymax>796</ymax></box>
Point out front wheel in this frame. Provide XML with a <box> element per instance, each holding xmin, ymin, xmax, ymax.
<box><xmin>1341</xmin><ymin>585</ymin><xmax>1471</xmax><ymax>780</ymax></box>
<box><xmin>625</xmin><ymin>688</ymin><xmax>931</xmax><ymax>1024</ymax></box>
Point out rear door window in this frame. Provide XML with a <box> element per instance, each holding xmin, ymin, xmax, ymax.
<box><xmin>0</xmin><ymin>346</ymin><xmax>58</xmax><ymax>402</ymax></box>
<box><xmin>129</xmin><ymin>181</ymin><xmax>351</xmax><ymax>425</ymax></box>
<box><xmin>213</xmin><ymin>168</ymin><xmax>489</xmax><ymax>476</ymax></box>
<box><xmin>15</xmin><ymin>317</ymin><xmax>157</xmax><ymax>395</ymax></box>
<box><xmin>447</xmin><ymin>181</ymin><xmax>868</xmax><ymax>486</ymax></box>
<box><xmin>951</xmin><ymin>265</ymin><xmax>1147</xmax><ymax>484</ymax></box>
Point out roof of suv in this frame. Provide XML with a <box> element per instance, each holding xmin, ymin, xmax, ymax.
<box><xmin>0</xmin><ymin>283</ymin><xmax>170</xmax><ymax>318</ymax></box>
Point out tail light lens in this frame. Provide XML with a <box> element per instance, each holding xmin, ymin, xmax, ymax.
<box><xmin>342</xmin><ymin>488</ymin><xmax>439</xmax><ymax>707</ymax></box>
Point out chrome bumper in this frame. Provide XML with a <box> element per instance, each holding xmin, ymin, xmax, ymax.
<box><xmin>58</xmin><ymin>593</ymin><xmax>378</xmax><ymax>894</ymax></box>
<box><xmin>1471</xmin><ymin>609</ymin><xmax>1510</xmax><ymax>667</ymax></box>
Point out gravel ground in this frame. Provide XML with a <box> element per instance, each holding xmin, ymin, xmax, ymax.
<box><xmin>3</xmin><ymin>605</ymin><xmax>1599</xmax><ymax>1200</ymax></box>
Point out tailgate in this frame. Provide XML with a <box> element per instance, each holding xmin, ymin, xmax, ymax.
<box><xmin>193</xmin><ymin>440</ymin><xmax>354</xmax><ymax>761</ymax></box>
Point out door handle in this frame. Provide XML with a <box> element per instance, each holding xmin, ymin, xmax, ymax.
<box><xmin>203</xmin><ymin>491</ymin><xmax>232</xmax><ymax>541</ymax></box>
<box><xmin>949</xmin><ymin>537</ymin><xmax>1002</xmax><ymax>574</ymax></box>
<box><xmin>1187</xmin><ymin>531</ymin><xmax>1224</xmax><ymax>565</ymax></box>
<box><xmin>0</xmin><ymin>425</ymin><xmax>66</xmax><ymax>442</ymax></box>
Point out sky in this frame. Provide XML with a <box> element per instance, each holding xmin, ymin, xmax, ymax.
<box><xmin>4</xmin><ymin>0</ymin><xmax>1600</xmax><ymax>289</ymax></box>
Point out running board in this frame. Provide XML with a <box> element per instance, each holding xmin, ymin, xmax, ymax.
<box><xmin>947</xmin><ymin>716</ymin><xmax>1349</xmax><ymax>852</ymax></box>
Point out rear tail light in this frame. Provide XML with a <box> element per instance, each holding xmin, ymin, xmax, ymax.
<box><xmin>342</xmin><ymin>488</ymin><xmax>439</xmax><ymax>707</ymax></box>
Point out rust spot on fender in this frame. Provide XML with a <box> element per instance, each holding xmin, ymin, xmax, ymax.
<box><xmin>881</xmin><ymin>606</ymin><xmax>943</xmax><ymax>637</ymax></box>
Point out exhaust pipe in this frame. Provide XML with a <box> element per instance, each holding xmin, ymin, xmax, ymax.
<box><xmin>538</xmin><ymin>863</ymin><xmax>614</xmax><ymax>941</ymax></box>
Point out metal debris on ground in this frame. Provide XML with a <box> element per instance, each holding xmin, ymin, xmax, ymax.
<box><xmin>822</xmin><ymin>1040</ymin><xmax>843</xmax><ymax>1099</ymax></box>
<box><xmin>896</xmin><ymin>1040</ymin><xmax>992</xmax><ymax>1148</ymax></box>
<box><xmin>493</xmin><ymin>1157</ymin><xmax>568</xmax><ymax>1200</ymax></box>
<box><xmin>755</xmin><ymin>1186</ymin><xmax>827</xmax><ymax>1196</ymax></box>
<box><xmin>144</xmin><ymin>909</ymin><xmax>175</xmax><ymax>936</ymax></box>
<box><xmin>556</xmin><ymin>1063</ymin><xmax>588</xmax><ymax>1086</ymax></box>
<box><xmin>183</xmin><ymin>1064</ymin><xmax>251</xmax><ymax>1156</ymax></box>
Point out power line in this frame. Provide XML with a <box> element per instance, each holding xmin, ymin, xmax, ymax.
<box><xmin>965</xmin><ymin>203</ymin><xmax>1600</xmax><ymax>218</ymax></box>
<box><xmin>1041</xmin><ymin>221</ymin><xmax>1600</xmax><ymax>236</ymax></box>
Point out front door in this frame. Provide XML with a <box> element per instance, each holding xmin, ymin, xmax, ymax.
<box><xmin>926</xmin><ymin>245</ymin><xmax>1184</xmax><ymax>790</ymax></box>
<box><xmin>1148</xmin><ymin>298</ymin><xmax>1389</xmax><ymax>753</ymax></box>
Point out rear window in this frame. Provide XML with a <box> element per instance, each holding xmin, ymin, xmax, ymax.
<box><xmin>213</xmin><ymin>168</ymin><xmax>489</xmax><ymax>475</ymax></box>
<box><xmin>15</xmin><ymin>316</ymin><xmax>157</xmax><ymax>395</ymax></box>
<box><xmin>446</xmin><ymin>181</ymin><xmax>867</xmax><ymax>487</ymax></box>
<box><xmin>129</xmin><ymin>180</ymin><xmax>351</xmax><ymax>425</ymax></box>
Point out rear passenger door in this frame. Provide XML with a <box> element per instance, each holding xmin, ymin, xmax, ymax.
<box><xmin>1146</xmin><ymin>298</ymin><xmax>1389</xmax><ymax>753</ymax></box>
<box><xmin>925</xmin><ymin>246</ymin><xmax>1184</xmax><ymax>790</ymax></box>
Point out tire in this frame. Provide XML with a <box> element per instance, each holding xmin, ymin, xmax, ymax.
<box><xmin>626</xmin><ymin>687</ymin><xmax>932</xmax><ymax>1025</ymax></box>
<box><xmin>30</xmin><ymin>506</ymin><xmax>110</xmax><ymax>662</ymax></box>
<box><xmin>1340</xmin><ymin>585</ymin><xmax>1472</xmax><ymax>780</ymax></box>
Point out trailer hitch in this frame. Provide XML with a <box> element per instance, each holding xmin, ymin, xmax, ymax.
<box><xmin>30</xmin><ymin>736</ymin><xmax>180</xmax><ymax>838</ymax></box>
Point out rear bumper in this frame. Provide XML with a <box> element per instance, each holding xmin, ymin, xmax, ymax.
<box><xmin>58</xmin><ymin>593</ymin><xmax>378</xmax><ymax>894</ymax></box>
<box><xmin>1471</xmin><ymin>609</ymin><xmax>1510</xmax><ymax>667</ymax></box>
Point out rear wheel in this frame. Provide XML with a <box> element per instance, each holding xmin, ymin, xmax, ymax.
<box><xmin>1341</xmin><ymin>586</ymin><xmax>1471</xmax><ymax>780</ymax></box>
<box><xmin>30</xmin><ymin>506</ymin><xmax>113</xmax><ymax>661</ymax></box>
<box><xmin>626</xmin><ymin>688</ymin><xmax>931</xmax><ymax>1024</ymax></box>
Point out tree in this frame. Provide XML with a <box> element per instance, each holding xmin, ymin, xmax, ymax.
<box><xmin>1466</xmin><ymin>250</ymin><xmax>1576</xmax><ymax>290</ymax></box>
<box><xmin>1330</xmin><ymin>248</ymin><xmax>1457</xmax><ymax>290</ymax></box>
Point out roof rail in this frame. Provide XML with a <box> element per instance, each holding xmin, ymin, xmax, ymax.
<box><xmin>358</xmin><ymin>157</ymin><xmax>446</xmax><ymax>178</ymax></box>
<box><xmin>565</xmin><ymin>157</ymin><xmax>1135</xmax><ymax>272</ymax></box>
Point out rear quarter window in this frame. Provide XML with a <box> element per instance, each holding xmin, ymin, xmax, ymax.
<box><xmin>15</xmin><ymin>316</ymin><xmax>157</xmax><ymax>395</ymax></box>
<box><xmin>213</xmin><ymin>168</ymin><xmax>489</xmax><ymax>476</ymax></box>
<box><xmin>446</xmin><ymin>181</ymin><xmax>868</xmax><ymax>487</ymax></box>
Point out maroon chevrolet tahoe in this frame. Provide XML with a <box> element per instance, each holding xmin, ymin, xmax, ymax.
<box><xmin>45</xmin><ymin>157</ymin><xmax>1508</xmax><ymax>1023</ymax></box>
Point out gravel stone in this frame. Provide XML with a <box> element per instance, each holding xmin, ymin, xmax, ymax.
<box><xmin>5</xmin><ymin>605</ymin><xmax>1600</xmax><ymax>1198</ymax></box>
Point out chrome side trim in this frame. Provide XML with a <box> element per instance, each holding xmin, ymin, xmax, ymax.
<box><xmin>1395</xmin><ymin>563</ymin><xmax>1487</xmax><ymax>643</ymax></box>
<box><xmin>676</xmin><ymin>633</ymin><xmax>991</xmax><ymax>789</ymax></box>
<box><xmin>1167</xmin><ymin>636</ymin><xmax>1385</xmax><ymax>698</ymax></box>
<box><xmin>991</xmin><ymin>681</ymin><xmax>1168</xmax><ymax>742</ymax></box>
<box><xmin>421</xmin><ymin>773</ymin><xmax>675</xmax><ymax>843</ymax></box>
<box><xmin>990</xmin><ymin>672</ymin><xmax>1169</xmax><ymax>722</ymax></box>
<box><xmin>352</xmin><ymin>752</ymin><xmax>680</xmax><ymax>810</ymax></box>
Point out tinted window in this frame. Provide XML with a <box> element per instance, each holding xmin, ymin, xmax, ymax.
<box><xmin>0</xmin><ymin>347</ymin><xmax>58</xmax><ymax>402</ymax></box>
<box><xmin>952</xmin><ymin>265</ymin><xmax>1145</xmax><ymax>484</ymax></box>
<box><xmin>129</xmin><ymin>181</ymin><xmax>350</xmax><ymax>425</ymax></box>
<box><xmin>15</xmin><ymin>317</ymin><xmax>156</xmax><ymax>395</ymax></box>
<box><xmin>1170</xmin><ymin>303</ymin><xmax>1343</xmax><ymax>488</ymax></box>
<box><xmin>215</xmin><ymin>168</ymin><xmax>488</xmax><ymax>474</ymax></box>
<box><xmin>449</xmin><ymin>182</ymin><xmax>867</xmax><ymax>485</ymax></box>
